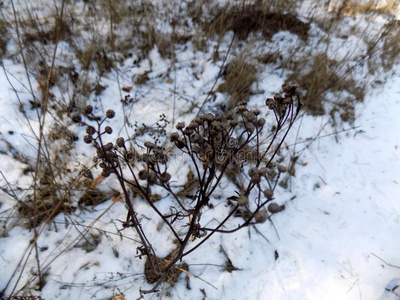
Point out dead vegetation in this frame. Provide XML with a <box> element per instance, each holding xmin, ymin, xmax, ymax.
<box><xmin>201</xmin><ymin>4</ymin><xmax>310</xmax><ymax>41</ymax></box>
<box><xmin>217</xmin><ymin>59</ymin><xmax>257</xmax><ymax>108</ymax></box>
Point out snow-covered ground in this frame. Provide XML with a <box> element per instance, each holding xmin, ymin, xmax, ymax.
<box><xmin>1</xmin><ymin>1</ymin><xmax>400</xmax><ymax>299</ymax></box>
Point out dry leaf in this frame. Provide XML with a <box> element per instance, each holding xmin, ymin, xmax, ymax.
<box><xmin>91</xmin><ymin>175</ymin><xmax>104</xmax><ymax>188</ymax></box>
<box><xmin>122</xmin><ymin>86</ymin><xmax>133</xmax><ymax>92</ymax></box>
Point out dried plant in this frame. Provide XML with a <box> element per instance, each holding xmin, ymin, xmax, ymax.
<box><xmin>78</xmin><ymin>83</ymin><xmax>302</xmax><ymax>295</ymax></box>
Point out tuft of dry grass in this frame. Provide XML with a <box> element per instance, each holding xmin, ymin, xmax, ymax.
<box><xmin>201</xmin><ymin>3</ymin><xmax>310</xmax><ymax>41</ymax></box>
<box><xmin>217</xmin><ymin>58</ymin><xmax>257</xmax><ymax>109</ymax></box>
<box><xmin>286</xmin><ymin>53</ymin><xmax>365</xmax><ymax>119</ymax></box>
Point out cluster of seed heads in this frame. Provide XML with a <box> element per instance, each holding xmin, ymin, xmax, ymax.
<box><xmin>169</xmin><ymin>101</ymin><xmax>266</xmax><ymax>167</ymax></box>
<box><xmin>81</xmin><ymin>106</ymin><xmax>173</xmax><ymax>185</ymax></box>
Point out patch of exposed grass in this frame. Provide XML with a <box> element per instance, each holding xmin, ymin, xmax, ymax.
<box><xmin>201</xmin><ymin>3</ymin><xmax>310</xmax><ymax>41</ymax></box>
<box><xmin>287</xmin><ymin>53</ymin><xmax>365</xmax><ymax>118</ymax></box>
<box><xmin>217</xmin><ymin>58</ymin><xmax>257</xmax><ymax>109</ymax></box>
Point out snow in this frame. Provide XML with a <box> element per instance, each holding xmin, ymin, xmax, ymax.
<box><xmin>1</xmin><ymin>1</ymin><xmax>400</xmax><ymax>299</ymax></box>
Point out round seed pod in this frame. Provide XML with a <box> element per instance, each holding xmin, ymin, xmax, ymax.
<box><xmin>183</xmin><ymin>128</ymin><xmax>194</xmax><ymax>136</ymax></box>
<box><xmin>254</xmin><ymin>210</ymin><xmax>267</xmax><ymax>223</ymax></box>
<box><xmin>104</xmin><ymin>126</ymin><xmax>113</xmax><ymax>134</ymax></box>
<box><xmin>159</xmin><ymin>172</ymin><xmax>171</xmax><ymax>183</ymax></box>
<box><xmin>250</xmin><ymin>174</ymin><xmax>261</xmax><ymax>184</ymax></box>
<box><xmin>125</xmin><ymin>151</ymin><xmax>134</xmax><ymax>161</ymax></box>
<box><xmin>176</xmin><ymin>122</ymin><xmax>185</xmax><ymax>130</ymax></box>
<box><xmin>187</xmin><ymin>121</ymin><xmax>198</xmax><ymax>130</ymax></box>
<box><xmin>283</xmin><ymin>97</ymin><xmax>292</xmax><ymax>105</ymax></box>
<box><xmin>264</xmin><ymin>189</ymin><xmax>274</xmax><ymax>200</ymax></box>
<box><xmin>190</xmin><ymin>133</ymin><xmax>201</xmax><ymax>143</ymax></box>
<box><xmin>243</xmin><ymin>111</ymin><xmax>256</xmax><ymax>123</ymax></box>
<box><xmin>147</xmin><ymin>171</ymin><xmax>157</xmax><ymax>184</ymax></box>
<box><xmin>215</xmin><ymin>114</ymin><xmax>223</xmax><ymax>121</ymax></box>
<box><xmin>265</xmin><ymin>98</ymin><xmax>275</xmax><ymax>109</ymax></box>
<box><xmin>229</xmin><ymin>120</ymin><xmax>239</xmax><ymax>127</ymax></box>
<box><xmin>203</xmin><ymin>113</ymin><xmax>214</xmax><ymax>122</ymax></box>
<box><xmin>72</xmin><ymin>114</ymin><xmax>82</xmax><ymax>123</ymax></box>
<box><xmin>116</xmin><ymin>137</ymin><xmax>125</xmax><ymax>147</ymax></box>
<box><xmin>86</xmin><ymin>126</ymin><xmax>96</xmax><ymax>135</ymax></box>
<box><xmin>138</xmin><ymin>170</ymin><xmax>149</xmax><ymax>180</ymax></box>
<box><xmin>144</xmin><ymin>141</ymin><xmax>155</xmax><ymax>149</ymax></box>
<box><xmin>248</xmin><ymin>167</ymin><xmax>258</xmax><ymax>177</ymax></box>
<box><xmin>101</xmin><ymin>170</ymin><xmax>111</xmax><ymax>178</ymax></box>
<box><xmin>257</xmin><ymin>118</ymin><xmax>266</xmax><ymax>127</ymax></box>
<box><xmin>237</xmin><ymin>195</ymin><xmax>249</xmax><ymax>206</ymax></box>
<box><xmin>193</xmin><ymin>117</ymin><xmax>202</xmax><ymax>124</ymax></box>
<box><xmin>104</xmin><ymin>142</ymin><xmax>113</xmax><ymax>151</ymax></box>
<box><xmin>268</xmin><ymin>202</ymin><xmax>284</xmax><ymax>213</ymax></box>
<box><xmin>277</xmin><ymin>165</ymin><xmax>288</xmax><ymax>173</ymax></box>
<box><xmin>170</xmin><ymin>132</ymin><xmax>180</xmax><ymax>142</ymax></box>
<box><xmin>245</xmin><ymin>122</ymin><xmax>255</xmax><ymax>134</ymax></box>
<box><xmin>84</xmin><ymin>105</ymin><xmax>93</xmax><ymax>115</ymax></box>
<box><xmin>226</xmin><ymin>111</ymin><xmax>234</xmax><ymax>119</ymax></box>
<box><xmin>258</xmin><ymin>167</ymin><xmax>268</xmax><ymax>176</ymax></box>
<box><xmin>274</xmin><ymin>93</ymin><xmax>284</xmax><ymax>103</ymax></box>
<box><xmin>83</xmin><ymin>135</ymin><xmax>93</xmax><ymax>144</ymax></box>
<box><xmin>251</xmin><ymin>109</ymin><xmax>261</xmax><ymax>116</ymax></box>
<box><xmin>236</xmin><ymin>105</ymin><xmax>247</xmax><ymax>113</ymax></box>
<box><xmin>106</xmin><ymin>109</ymin><xmax>115</xmax><ymax>119</ymax></box>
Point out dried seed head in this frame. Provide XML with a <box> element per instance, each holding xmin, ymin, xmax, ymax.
<box><xmin>258</xmin><ymin>167</ymin><xmax>268</xmax><ymax>176</ymax></box>
<box><xmin>229</xmin><ymin>120</ymin><xmax>239</xmax><ymax>127</ymax></box>
<box><xmin>203</xmin><ymin>113</ymin><xmax>214</xmax><ymax>122</ymax></box>
<box><xmin>176</xmin><ymin>122</ymin><xmax>185</xmax><ymax>130</ymax></box>
<box><xmin>277</xmin><ymin>165</ymin><xmax>287</xmax><ymax>173</ymax></box>
<box><xmin>125</xmin><ymin>151</ymin><xmax>134</xmax><ymax>161</ymax></box>
<box><xmin>257</xmin><ymin>118</ymin><xmax>266</xmax><ymax>127</ymax></box>
<box><xmin>274</xmin><ymin>93</ymin><xmax>284</xmax><ymax>103</ymax></box>
<box><xmin>193</xmin><ymin>117</ymin><xmax>202</xmax><ymax>124</ymax></box>
<box><xmin>106</xmin><ymin>109</ymin><xmax>115</xmax><ymax>119</ymax></box>
<box><xmin>84</xmin><ymin>135</ymin><xmax>93</xmax><ymax>144</ymax></box>
<box><xmin>72</xmin><ymin>114</ymin><xmax>82</xmax><ymax>123</ymax></box>
<box><xmin>101</xmin><ymin>170</ymin><xmax>111</xmax><ymax>178</ymax></box>
<box><xmin>86</xmin><ymin>126</ymin><xmax>96</xmax><ymax>135</ymax></box>
<box><xmin>251</xmin><ymin>109</ymin><xmax>261</xmax><ymax>116</ymax></box>
<box><xmin>268</xmin><ymin>202</ymin><xmax>285</xmax><ymax>213</ymax></box>
<box><xmin>187</xmin><ymin>121</ymin><xmax>198</xmax><ymax>130</ymax></box>
<box><xmin>183</xmin><ymin>128</ymin><xmax>194</xmax><ymax>136</ymax></box>
<box><xmin>265</xmin><ymin>98</ymin><xmax>275</xmax><ymax>109</ymax></box>
<box><xmin>84</xmin><ymin>105</ymin><xmax>93</xmax><ymax>115</ymax></box>
<box><xmin>190</xmin><ymin>133</ymin><xmax>201</xmax><ymax>143</ymax></box>
<box><xmin>104</xmin><ymin>142</ymin><xmax>113</xmax><ymax>151</ymax></box>
<box><xmin>116</xmin><ymin>137</ymin><xmax>125</xmax><ymax>147</ymax></box>
<box><xmin>170</xmin><ymin>132</ymin><xmax>180</xmax><ymax>142</ymax></box>
<box><xmin>159</xmin><ymin>172</ymin><xmax>171</xmax><ymax>183</ymax></box>
<box><xmin>147</xmin><ymin>171</ymin><xmax>157</xmax><ymax>184</ymax></box>
<box><xmin>248</xmin><ymin>167</ymin><xmax>258</xmax><ymax>177</ymax></box>
<box><xmin>245</xmin><ymin>122</ymin><xmax>255</xmax><ymax>134</ymax></box>
<box><xmin>264</xmin><ymin>189</ymin><xmax>273</xmax><ymax>200</ymax></box>
<box><xmin>254</xmin><ymin>210</ymin><xmax>267</xmax><ymax>223</ymax></box>
<box><xmin>237</xmin><ymin>195</ymin><xmax>249</xmax><ymax>206</ymax></box>
<box><xmin>236</xmin><ymin>105</ymin><xmax>247</xmax><ymax>113</ymax></box>
<box><xmin>250</xmin><ymin>173</ymin><xmax>261</xmax><ymax>184</ymax></box>
<box><xmin>144</xmin><ymin>141</ymin><xmax>155</xmax><ymax>149</ymax></box>
<box><xmin>282</xmin><ymin>97</ymin><xmax>292</xmax><ymax>105</ymax></box>
<box><xmin>105</xmin><ymin>126</ymin><xmax>113</xmax><ymax>134</ymax></box>
<box><xmin>138</xmin><ymin>170</ymin><xmax>149</xmax><ymax>180</ymax></box>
